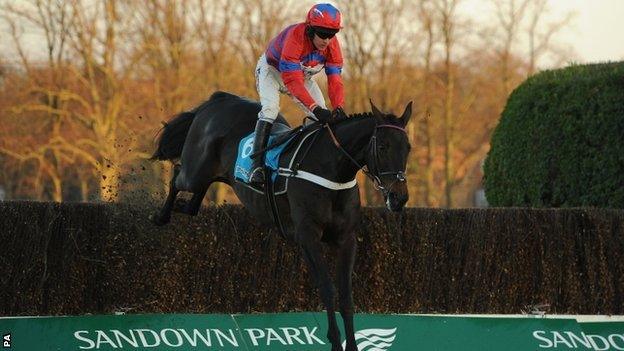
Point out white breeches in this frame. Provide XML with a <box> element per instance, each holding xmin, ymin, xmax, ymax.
<box><xmin>255</xmin><ymin>54</ymin><xmax>327</xmax><ymax>123</ymax></box>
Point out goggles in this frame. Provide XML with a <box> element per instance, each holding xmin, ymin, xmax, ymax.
<box><xmin>313</xmin><ymin>26</ymin><xmax>338</xmax><ymax>39</ymax></box>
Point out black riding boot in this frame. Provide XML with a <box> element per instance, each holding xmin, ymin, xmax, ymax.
<box><xmin>248</xmin><ymin>120</ymin><xmax>272</xmax><ymax>184</ymax></box>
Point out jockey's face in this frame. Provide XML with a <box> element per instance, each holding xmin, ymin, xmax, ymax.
<box><xmin>312</xmin><ymin>34</ymin><xmax>331</xmax><ymax>51</ymax></box>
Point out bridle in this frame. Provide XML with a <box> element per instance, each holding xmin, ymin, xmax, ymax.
<box><xmin>366</xmin><ymin>124</ymin><xmax>408</xmax><ymax>195</ymax></box>
<box><xmin>326</xmin><ymin>122</ymin><xmax>408</xmax><ymax>197</ymax></box>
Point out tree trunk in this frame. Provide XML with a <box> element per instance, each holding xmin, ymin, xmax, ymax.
<box><xmin>80</xmin><ymin>178</ymin><xmax>90</xmax><ymax>202</ymax></box>
<box><xmin>51</xmin><ymin>173</ymin><xmax>62</xmax><ymax>202</ymax></box>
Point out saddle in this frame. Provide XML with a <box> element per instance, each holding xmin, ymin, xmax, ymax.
<box><xmin>235</xmin><ymin>120</ymin><xmax>359</xmax><ymax>192</ymax></box>
<box><xmin>234</xmin><ymin>123</ymin><xmax>301</xmax><ymax>194</ymax></box>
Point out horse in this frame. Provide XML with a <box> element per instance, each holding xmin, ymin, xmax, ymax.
<box><xmin>150</xmin><ymin>91</ymin><xmax>412</xmax><ymax>351</ymax></box>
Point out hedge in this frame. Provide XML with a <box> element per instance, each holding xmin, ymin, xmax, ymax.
<box><xmin>484</xmin><ymin>61</ymin><xmax>624</xmax><ymax>207</ymax></box>
<box><xmin>1</xmin><ymin>201</ymin><xmax>622</xmax><ymax>315</ymax></box>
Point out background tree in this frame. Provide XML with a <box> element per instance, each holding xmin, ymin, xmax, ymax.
<box><xmin>0</xmin><ymin>0</ymin><xmax>75</xmax><ymax>201</ymax></box>
<box><xmin>435</xmin><ymin>0</ymin><xmax>462</xmax><ymax>207</ymax></box>
<box><xmin>491</xmin><ymin>0</ymin><xmax>530</xmax><ymax>96</ymax></box>
<box><xmin>0</xmin><ymin>0</ymin><xmax>577</xmax><ymax>207</ymax></box>
<box><xmin>525</xmin><ymin>0</ymin><xmax>575</xmax><ymax>75</ymax></box>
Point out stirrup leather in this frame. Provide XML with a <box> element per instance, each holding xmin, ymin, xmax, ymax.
<box><xmin>249</xmin><ymin>166</ymin><xmax>265</xmax><ymax>183</ymax></box>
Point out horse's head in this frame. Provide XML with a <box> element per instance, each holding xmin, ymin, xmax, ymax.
<box><xmin>366</xmin><ymin>100</ymin><xmax>413</xmax><ymax>212</ymax></box>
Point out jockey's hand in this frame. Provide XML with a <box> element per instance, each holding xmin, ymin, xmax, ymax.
<box><xmin>313</xmin><ymin>106</ymin><xmax>332</xmax><ymax>124</ymax></box>
<box><xmin>332</xmin><ymin>107</ymin><xmax>347</xmax><ymax>120</ymax></box>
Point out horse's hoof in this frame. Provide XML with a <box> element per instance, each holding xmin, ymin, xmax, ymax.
<box><xmin>149</xmin><ymin>213</ymin><xmax>170</xmax><ymax>226</ymax></box>
<box><xmin>331</xmin><ymin>345</ymin><xmax>344</xmax><ymax>351</ymax></box>
<box><xmin>172</xmin><ymin>199</ymin><xmax>189</xmax><ymax>213</ymax></box>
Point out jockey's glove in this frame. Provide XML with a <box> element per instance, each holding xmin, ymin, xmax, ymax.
<box><xmin>313</xmin><ymin>106</ymin><xmax>332</xmax><ymax>124</ymax></box>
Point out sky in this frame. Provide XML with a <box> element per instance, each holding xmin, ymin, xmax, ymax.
<box><xmin>2</xmin><ymin>0</ymin><xmax>623</xmax><ymax>66</ymax></box>
<box><xmin>550</xmin><ymin>0</ymin><xmax>624</xmax><ymax>63</ymax></box>
<box><xmin>453</xmin><ymin>0</ymin><xmax>624</xmax><ymax>67</ymax></box>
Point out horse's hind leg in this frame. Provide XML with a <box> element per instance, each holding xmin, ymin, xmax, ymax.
<box><xmin>173</xmin><ymin>186</ymin><xmax>209</xmax><ymax>216</ymax></box>
<box><xmin>173</xmin><ymin>138</ymin><xmax>223</xmax><ymax>215</ymax></box>
<box><xmin>185</xmin><ymin>188</ymin><xmax>208</xmax><ymax>215</ymax></box>
<box><xmin>150</xmin><ymin>164</ymin><xmax>180</xmax><ymax>226</ymax></box>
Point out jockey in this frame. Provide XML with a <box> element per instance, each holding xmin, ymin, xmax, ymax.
<box><xmin>249</xmin><ymin>3</ymin><xmax>345</xmax><ymax>185</ymax></box>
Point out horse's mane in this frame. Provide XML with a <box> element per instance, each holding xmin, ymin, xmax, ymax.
<box><xmin>340</xmin><ymin>110</ymin><xmax>404</xmax><ymax>126</ymax></box>
<box><xmin>346</xmin><ymin>112</ymin><xmax>374</xmax><ymax>120</ymax></box>
<box><xmin>330</xmin><ymin>111</ymin><xmax>374</xmax><ymax>126</ymax></box>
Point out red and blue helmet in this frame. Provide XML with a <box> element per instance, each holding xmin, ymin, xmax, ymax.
<box><xmin>306</xmin><ymin>3</ymin><xmax>342</xmax><ymax>30</ymax></box>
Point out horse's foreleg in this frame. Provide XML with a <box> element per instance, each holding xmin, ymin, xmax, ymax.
<box><xmin>337</xmin><ymin>235</ymin><xmax>357</xmax><ymax>351</ymax></box>
<box><xmin>300</xmin><ymin>231</ymin><xmax>342</xmax><ymax>351</ymax></box>
<box><xmin>150</xmin><ymin>164</ymin><xmax>180</xmax><ymax>226</ymax></box>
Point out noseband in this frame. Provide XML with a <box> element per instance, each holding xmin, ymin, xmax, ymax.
<box><xmin>326</xmin><ymin>122</ymin><xmax>408</xmax><ymax>197</ymax></box>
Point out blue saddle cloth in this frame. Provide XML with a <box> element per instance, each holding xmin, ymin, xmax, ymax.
<box><xmin>234</xmin><ymin>130</ymin><xmax>296</xmax><ymax>184</ymax></box>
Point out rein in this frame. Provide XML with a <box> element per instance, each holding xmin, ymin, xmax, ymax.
<box><xmin>325</xmin><ymin>122</ymin><xmax>407</xmax><ymax>196</ymax></box>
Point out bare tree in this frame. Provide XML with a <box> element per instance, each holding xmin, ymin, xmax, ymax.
<box><xmin>415</xmin><ymin>0</ymin><xmax>438</xmax><ymax>206</ymax></box>
<box><xmin>337</xmin><ymin>0</ymin><xmax>370</xmax><ymax>107</ymax></box>
<box><xmin>57</xmin><ymin>0</ymin><xmax>132</xmax><ymax>202</ymax></box>
<box><xmin>491</xmin><ymin>0</ymin><xmax>530</xmax><ymax>95</ymax></box>
<box><xmin>433</xmin><ymin>0</ymin><xmax>462</xmax><ymax>207</ymax></box>
<box><xmin>525</xmin><ymin>0</ymin><xmax>575</xmax><ymax>75</ymax></box>
<box><xmin>195</xmin><ymin>0</ymin><xmax>239</xmax><ymax>91</ymax></box>
<box><xmin>337</xmin><ymin>0</ymin><xmax>411</xmax><ymax>109</ymax></box>
<box><xmin>127</xmin><ymin>0</ymin><xmax>195</xmax><ymax>199</ymax></box>
<box><xmin>132</xmin><ymin>0</ymin><xmax>194</xmax><ymax>114</ymax></box>
<box><xmin>4</xmin><ymin>0</ymin><xmax>142</xmax><ymax>202</ymax></box>
<box><xmin>1</xmin><ymin>0</ymin><xmax>74</xmax><ymax>201</ymax></box>
<box><xmin>233</xmin><ymin>0</ymin><xmax>300</xmax><ymax>90</ymax></box>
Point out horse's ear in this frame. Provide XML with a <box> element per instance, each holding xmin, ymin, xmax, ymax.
<box><xmin>400</xmin><ymin>101</ymin><xmax>413</xmax><ymax>126</ymax></box>
<box><xmin>369</xmin><ymin>99</ymin><xmax>383</xmax><ymax>118</ymax></box>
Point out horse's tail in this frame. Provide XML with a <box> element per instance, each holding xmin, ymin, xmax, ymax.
<box><xmin>151</xmin><ymin>91</ymin><xmax>240</xmax><ymax>161</ymax></box>
<box><xmin>150</xmin><ymin>111</ymin><xmax>196</xmax><ymax>161</ymax></box>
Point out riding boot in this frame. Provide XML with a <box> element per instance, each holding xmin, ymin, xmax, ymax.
<box><xmin>248</xmin><ymin>120</ymin><xmax>272</xmax><ymax>184</ymax></box>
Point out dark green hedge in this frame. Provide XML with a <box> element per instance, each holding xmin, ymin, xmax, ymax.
<box><xmin>1</xmin><ymin>201</ymin><xmax>623</xmax><ymax>316</ymax></box>
<box><xmin>484</xmin><ymin>61</ymin><xmax>624</xmax><ymax>207</ymax></box>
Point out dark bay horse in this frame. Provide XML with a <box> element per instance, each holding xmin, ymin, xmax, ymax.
<box><xmin>151</xmin><ymin>91</ymin><xmax>412</xmax><ymax>351</ymax></box>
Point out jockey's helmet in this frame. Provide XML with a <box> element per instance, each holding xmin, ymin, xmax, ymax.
<box><xmin>306</xmin><ymin>3</ymin><xmax>342</xmax><ymax>31</ymax></box>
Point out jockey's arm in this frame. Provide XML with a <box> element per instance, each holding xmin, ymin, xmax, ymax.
<box><xmin>325</xmin><ymin>39</ymin><xmax>344</xmax><ymax>109</ymax></box>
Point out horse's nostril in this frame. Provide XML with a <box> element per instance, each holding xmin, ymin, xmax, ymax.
<box><xmin>389</xmin><ymin>193</ymin><xmax>400</xmax><ymax>205</ymax></box>
<box><xmin>388</xmin><ymin>192</ymin><xmax>408</xmax><ymax>209</ymax></box>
